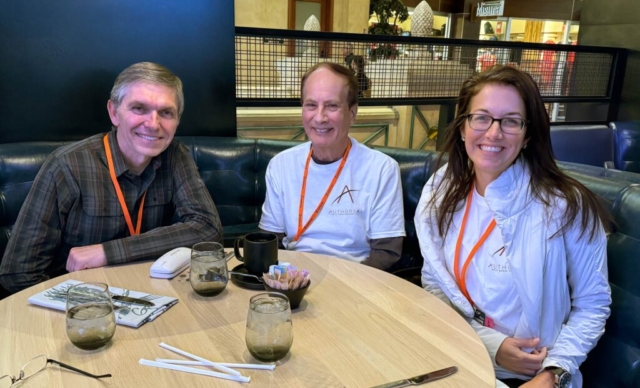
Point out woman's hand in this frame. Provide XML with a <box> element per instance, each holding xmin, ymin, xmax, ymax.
<box><xmin>520</xmin><ymin>370</ymin><xmax>555</xmax><ymax>388</ymax></box>
<box><xmin>496</xmin><ymin>337</ymin><xmax>547</xmax><ymax>375</ymax></box>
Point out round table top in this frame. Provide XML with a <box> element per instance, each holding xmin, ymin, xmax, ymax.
<box><xmin>0</xmin><ymin>250</ymin><xmax>494</xmax><ymax>387</ymax></box>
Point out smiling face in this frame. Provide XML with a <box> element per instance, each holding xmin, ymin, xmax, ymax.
<box><xmin>301</xmin><ymin>67</ymin><xmax>357</xmax><ymax>162</ymax></box>
<box><xmin>462</xmin><ymin>83</ymin><xmax>529</xmax><ymax>191</ymax></box>
<box><xmin>107</xmin><ymin>81</ymin><xmax>180</xmax><ymax>174</ymax></box>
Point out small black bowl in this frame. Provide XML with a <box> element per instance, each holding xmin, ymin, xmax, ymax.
<box><xmin>263</xmin><ymin>281</ymin><xmax>310</xmax><ymax>310</ymax></box>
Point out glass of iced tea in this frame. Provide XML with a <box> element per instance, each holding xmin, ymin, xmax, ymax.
<box><xmin>190</xmin><ymin>242</ymin><xmax>228</xmax><ymax>296</ymax></box>
<box><xmin>245</xmin><ymin>292</ymin><xmax>293</xmax><ymax>362</ymax></box>
<box><xmin>65</xmin><ymin>282</ymin><xmax>116</xmax><ymax>350</ymax></box>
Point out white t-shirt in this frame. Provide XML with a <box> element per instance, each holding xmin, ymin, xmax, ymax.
<box><xmin>259</xmin><ymin>138</ymin><xmax>405</xmax><ymax>263</ymax></box>
<box><xmin>448</xmin><ymin>187</ymin><xmax>522</xmax><ymax>336</ymax></box>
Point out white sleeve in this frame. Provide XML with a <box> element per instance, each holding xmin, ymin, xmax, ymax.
<box><xmin>542</xmin><ymin>216</ymin><xmax>611</xmax><ymax>375</ymax></box>
<box><xmin>415</xmin><ymin>174</ymin><xmax>448</xmax><ymax>299</ymax></box>
<box><xmin>258</xmin><ymin>161</ymin><xmax>286</xmax><ymax>234</ymax></box>
<box><xmin>369</xmin><ymin>159</ymin><xmax>405</xmax><ymax>239</ymax></box>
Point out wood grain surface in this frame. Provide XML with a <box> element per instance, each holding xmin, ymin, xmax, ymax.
<box><xmin>0</xmin><ymin>250</ymin><xmax>494</xmax><ymax>387</ymax></box>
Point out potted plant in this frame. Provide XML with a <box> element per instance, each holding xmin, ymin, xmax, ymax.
<box><xmin>368</xmin><ymin>0</ymin><xmax>409</xmax><ymax>61</ymax></box>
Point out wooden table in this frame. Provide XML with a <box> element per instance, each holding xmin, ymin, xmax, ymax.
<box><xmin>0</xmin><ymin>251</ymin><xmax>494</xmax><ymax>387</ymax></box>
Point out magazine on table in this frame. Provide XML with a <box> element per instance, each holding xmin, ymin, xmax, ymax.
<box><xmin>28</xmin><ymin>279</ymin><xmax>178</xmax><ymax>328</ymax></box>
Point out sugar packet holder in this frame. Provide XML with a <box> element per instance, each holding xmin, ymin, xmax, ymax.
<box><xmin>264</xmin><ymin>264</ymin><xmax>310</xmax><ymax>290</ymax></box>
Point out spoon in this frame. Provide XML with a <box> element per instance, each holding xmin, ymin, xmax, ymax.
<box><xmin>228</xmin><ymin>272</ymin><xmax>264</xmax><ymax>283</ymax></box>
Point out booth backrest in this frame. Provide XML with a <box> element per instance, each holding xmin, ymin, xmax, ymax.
<box><xmin>574</xmin><ymin>175</ymin><xmax>640</xmax><ymax>388</ymax></box>
<box><xmin>178</xmin><ymin>137</ymin><xmax>294</xmax><ymax>243</ymax></box>
<box><xmin>0</xmin><ymin>141</ymin><xmax>70</xmax><ymax>257</ymax></box>
<box><xmin>549</xmin><ymin>121</ymin><xmax>640</xmax><ymax>174</ymax></box>
<box><xmin>557</xmin><ymin>161</ymin><xmax>640</xmax><ymax>184</ymax></box>
<box><xmin>610</xmin><ymin>121</ymin><xmax>640</xmax><ymax>173</ymax></box>
<box><xmin>550</xmin><ymin>124</ymin><xmax>613</xmax><ymax>167</ymax></box>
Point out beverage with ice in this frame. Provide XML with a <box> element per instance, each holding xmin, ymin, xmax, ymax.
<box><xmin>66</xmin><ymin>303</ymin><xmax>116</xmax><ymax>350</ymax></box>
<box><xmin>190</xmin><ymin>242</ymin><xmax>228</xmax><ymax>297</ymax></box>
<box><xmin>65</xmin><ymin>282</ymin><xmax>116</xmax><ymax>350</ymax></box>
<box><xmin>246</xmin><ymin>292</ymin><xmax>293</xmax><ymax>362</ymax></box>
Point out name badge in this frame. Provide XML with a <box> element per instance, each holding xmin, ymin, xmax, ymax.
<box><xmin>473</xmin><ymin>306</ymin><xmax>495</xmax><ymax>328</ymax></box>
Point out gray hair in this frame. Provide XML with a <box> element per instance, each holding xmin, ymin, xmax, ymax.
<box><xmin>110</xmin><ymin>62</ymin><xmax>184</xmax><ymax>117</ymax></box>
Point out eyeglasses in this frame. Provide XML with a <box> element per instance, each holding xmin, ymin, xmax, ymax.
<box><xmin>466</xmin><ymin>113</ymin><xmax>527</xmax><ymax>134</ymax></box>
<box><xmin>0</xmin><ymin>355</ymin><xmax>111</xmax><ymax>388</ymax></box>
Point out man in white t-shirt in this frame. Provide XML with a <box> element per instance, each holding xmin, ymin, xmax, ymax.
<box><xmin>259</xmin><ymin>63</ymin><xmax>405</xmax><ymax>270</ymax></box>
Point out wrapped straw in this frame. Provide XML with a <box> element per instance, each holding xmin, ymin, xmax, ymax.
<box><xmin>139</xmin><ymin>359</ymin><xmax>250</xmax><ymax>383</ymax></box>
<box><xmin>155</xmin><ymin>358</ymin><xmax>275</xmax><ymax>370</ymax></box>
<box><xmin>159</xmin><ymin>342</ymin><xmax>242</xmax><ymax>377</ymax></box>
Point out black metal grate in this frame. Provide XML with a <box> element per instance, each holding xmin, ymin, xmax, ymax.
<box><xmin>235</xmin><ymin>28</ymin><xmax>618</xmax><ymax>106</ymax></box>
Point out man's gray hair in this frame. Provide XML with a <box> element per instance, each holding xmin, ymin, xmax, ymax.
<box><xmin>110</xmin><ymin>62</ymin><xmax>184</xmax><ymax>117</ymax></box>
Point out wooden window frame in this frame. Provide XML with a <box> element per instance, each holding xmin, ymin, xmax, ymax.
<box><xmin>288</xmin><ymin>0</ymin><xmax>333</xmax><ymax>57</ymax></box>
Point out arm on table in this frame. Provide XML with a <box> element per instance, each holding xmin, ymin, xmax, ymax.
<box><xmin>103</xmin><ymin>144</ymin><xmax>223</xmax><ymax>265</ymax></box>
<box><xmin>67</xmin><ymin>245</ymin><xmax>107</xmax><ymax>272</ymax></box>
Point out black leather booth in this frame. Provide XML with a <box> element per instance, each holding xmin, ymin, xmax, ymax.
<box><xmin>0</xmin><ymin>137</ymin><xmax>639</xmax><ymax>386</ymax></box>
<box><xmin>550</xmin><ymin>124</ymin><xmax>614</xmax><ymax>167</ymax></box>
<box><xmin>550</xmin><ymin>121</ymin><xmax>640</xmax><ymax>174</ymax></box>
<box><xmin>610</xmin><ymin>120</ymin><xmax>640</xmax><ymax>173</ymax></box>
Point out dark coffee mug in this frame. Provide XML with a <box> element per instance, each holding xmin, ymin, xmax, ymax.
<box><xmin>234</xmin><ymin>232</ymin><xmax>278</xmax><ymax>276</ymax></box>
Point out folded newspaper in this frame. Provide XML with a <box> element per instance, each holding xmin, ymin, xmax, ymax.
<box><xmin>28</xmin><ymin>279</ymin><xmax>178</xmax><ymax>328</ymax></box>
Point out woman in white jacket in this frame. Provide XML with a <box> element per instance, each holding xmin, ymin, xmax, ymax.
<box><xmin>415</xmin><ymin>66</ymin><xmax>611</xmax><ymax>388</ymax></box>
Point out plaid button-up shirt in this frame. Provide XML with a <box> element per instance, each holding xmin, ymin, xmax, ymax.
<box><xmin>0</xmin><ymin>130</ymin><xmax>222</xmax><ymax>293</ymax></box>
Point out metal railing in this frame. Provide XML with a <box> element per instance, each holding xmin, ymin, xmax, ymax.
<box><xmin>236</xmin><ymin>27</ymin><xmax>626</xmax><ymax>123</ymax></box>
<box><xmin>409</xmin><ymin>106</ymin><xmax>438</xmax><ymax>150</ymax></box>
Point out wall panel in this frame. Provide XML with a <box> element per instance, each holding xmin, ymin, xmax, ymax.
<box><xmin>0</xmin><ymin>0</ymin><xmax>237</xmax><ymax>142</ymax></box>
<box><xmin>403</xmin><ymin>0</ymin><xmax>461</xmax><ymax>13</ymax></box>
<box><xmin>580</xmin><ymin>0</ymin><xmax>640</xmax><ymax>121</ymax></box>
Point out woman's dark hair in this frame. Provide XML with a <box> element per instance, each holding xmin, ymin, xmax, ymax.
<box><xmin>429</xmin><ymin>65</ymin><xmax>611</xmax><ymax>239</ymax></box>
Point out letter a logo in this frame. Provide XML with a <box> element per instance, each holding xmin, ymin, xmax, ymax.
<box><xmin>332</xmin><ymin>185</ymin><xmax>358</xmax><ymax>204</ymax></box>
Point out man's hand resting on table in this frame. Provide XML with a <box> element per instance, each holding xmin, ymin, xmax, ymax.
<box><xmin>496</xmin><ymin>337</ymin><xmax>547</xmax><ymax>376</ymax></box>
<box><xmin>66</xmin><ymin>244</ymin><xmax>107</xmax><ymax>272</ymax></box>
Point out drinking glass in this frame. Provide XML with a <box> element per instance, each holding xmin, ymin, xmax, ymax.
<box><xmin>245</xmin><ymin>292</ymin><xmax>293</xmax><ymax>362</ymax></box>
<box><xmin>190</xmin><ymin>242</ymin><xmax>228</xmax><ymax>296</ymax></box>
<box><xmin>65</xmin><ymin>282</ymin><xmax>116</xmax><ymax>350</ymax></box>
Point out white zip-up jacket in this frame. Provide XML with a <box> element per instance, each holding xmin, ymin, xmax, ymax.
<box><xmin>415</xmin><ymin>160</ymin><xmax>611</xmax><ymax>387</ymax></box>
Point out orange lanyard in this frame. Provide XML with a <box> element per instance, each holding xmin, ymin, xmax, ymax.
<box><xmin>294</xmin><ymin>142</ymin><xmax>352</xmax><ymax>242</ymax></box>
<box><xmin>453</xmin><ymin>185</ymin><xmax>496</xmax><ymax>305</ymax></box>
<box><xmin>103</xmin><ymin>134</ymin><xmax>147</xmax><ymax>236</ymax></box>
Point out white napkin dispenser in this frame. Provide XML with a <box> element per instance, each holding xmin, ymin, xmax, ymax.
<box><xmin>150</xmin><ymin>247</ymin><xmax>192</xmax><ymax>279</ymax></box>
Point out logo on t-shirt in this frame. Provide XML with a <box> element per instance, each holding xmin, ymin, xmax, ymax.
<box><xmin>328</xmin><ymin>185</ymin><xmax>362</xmax><ymax>216</ymax></box>
<box><xmin>332</xmin><ymin>185</ymin><xmax>359</xmax><ymax>204</ymax></box>
<box><xmin>487</xmin><ymin>263</ymin><xmax>511</xmax><ymax>273</ymax></box>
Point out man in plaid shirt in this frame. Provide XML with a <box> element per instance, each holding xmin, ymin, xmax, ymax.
<box><xmin>0</xmin><ymin>62</ymin><xmax>222</xmax><ymax>295</ymax></box>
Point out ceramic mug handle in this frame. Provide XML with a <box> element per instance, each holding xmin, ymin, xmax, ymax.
<box><xmin>234</xmin><ymin>237</ymin><xmax>245</xmax><ymax>263</ymax></box>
